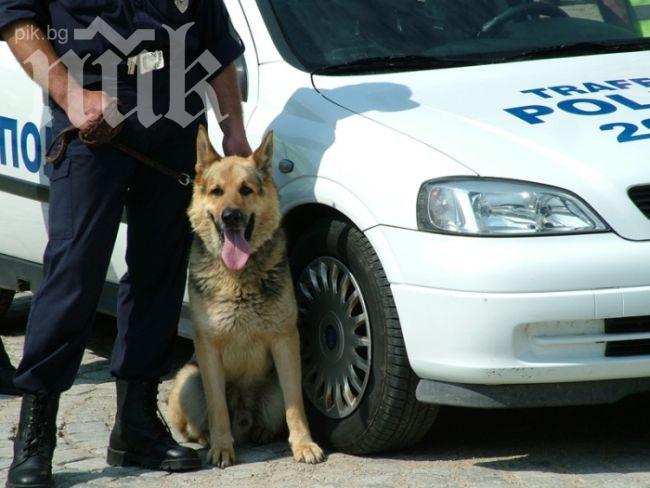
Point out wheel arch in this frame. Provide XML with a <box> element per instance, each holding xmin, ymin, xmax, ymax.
<box><xmin>279</xmin><ymin>176</ymin><xmax>378</xmax><ymax>250</ymax></box>
<box><xmin>283</xmin><ymin>203</ymin><xmax>350</xmax><ymax>253</ymax></box>
<box><xmin>281</xmin><ymin>202</ymin><xmax>403</xmax><ymax>284</ymax></box>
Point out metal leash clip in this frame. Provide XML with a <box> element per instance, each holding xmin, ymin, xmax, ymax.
<box><xmin>177</xmin><ymin>173</ymin><xmax>192</xmax><ymax>187</ymax></box>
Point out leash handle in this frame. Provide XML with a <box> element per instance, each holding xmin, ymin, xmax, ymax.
<box><xmin>45</xmin><ymin>126</ymin><xmax>79</xmax><ymax>165</ymax></box>
<box><xmin>46</xmin><ymin>104</ymin><xmax>123</xmax><ymax>164</ymax></box>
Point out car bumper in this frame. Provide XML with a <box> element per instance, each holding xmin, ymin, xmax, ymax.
<box><xmin>366</xmin><ymin>226</ymin><xmax>650</xmax><ymax>387</ymax></box>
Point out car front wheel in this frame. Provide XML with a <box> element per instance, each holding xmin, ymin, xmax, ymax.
<box><xmin>291</xmin><ymin>218</ymin><xmax>438</xmax><ymax>454</ymax></box>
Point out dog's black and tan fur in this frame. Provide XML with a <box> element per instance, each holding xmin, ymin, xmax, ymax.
<box><xmin>167</xmin><ymin>126</ymin><xmax>324</xmax><ymax>468</ymax></box>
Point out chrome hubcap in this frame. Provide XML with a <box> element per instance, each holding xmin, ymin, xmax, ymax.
<box><xmin>297</xmin><ymin>257</ymin><xmax>371</xmax><ymax>419</ymax></box>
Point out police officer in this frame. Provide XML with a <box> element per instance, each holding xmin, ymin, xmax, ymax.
<box><xmin>0</xmin><ymin>0</ymin><xmax>250</xmax><ymax>486</ymax></box>
<box><xmin>599</xmin><ymin>0</ymin><xmax>650</xmax><ymax>34</ymax></box>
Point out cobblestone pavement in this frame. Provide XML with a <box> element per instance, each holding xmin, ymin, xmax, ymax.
<box><xmin>3</xmin><ymin>295</ymin><xmax>650</xmax><ymax>487</ymax></box>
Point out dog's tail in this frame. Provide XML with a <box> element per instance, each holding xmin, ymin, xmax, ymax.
<box><xmin>167</xmin><ymin>363</ymin><xmax>209</xmax><ymax>446</ymax></box>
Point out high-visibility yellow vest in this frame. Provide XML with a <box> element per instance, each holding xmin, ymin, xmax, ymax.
<box><xmin>630</xmin><ymin>0</ymin><xmax>650</xmax><ymax>36</ymax></box>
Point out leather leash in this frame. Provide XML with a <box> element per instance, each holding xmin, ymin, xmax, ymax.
<box><xmin>45</xmin><ymin>124</ymin><xmax>193</xmax><ymax>187</ymax></box>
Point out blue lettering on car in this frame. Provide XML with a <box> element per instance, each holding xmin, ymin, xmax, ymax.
<box><xmin>583</xmin><ymin>82</ymin><xmax>617</xmax><ymax>93</ymax></box>
<box><xmin>0</xmin><ymin>115</ymin><xmax>51</xmax><ymax>172</ymax></box>
<box><xmin>601</xmin><ymin>119</ymin><xmax>650</xmax><ymax>143</ymax></box>
<box><xmin>0</xmin><ymin>115</ymin><xmax>19</xmax><ymax>167</ymax></box>
<box><xmin>504</xmin><ymin>78</ymin><xmax>650</xmax><ymax>142</ymax></box>
<box><xmin>557</xmin><ymin>98</ymin><xmax>618</xmax><ymax>116</ymax></box>
<box><xmin>504</xmin><ymin>105</ymin><xmax>554</xmax><ymax>124</ymax></box>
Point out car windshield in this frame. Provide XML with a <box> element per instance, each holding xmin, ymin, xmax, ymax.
<box><xmin>260</xmin><ymin>0</ymin><xmax>650</xmax><ymax>73</ymax></box>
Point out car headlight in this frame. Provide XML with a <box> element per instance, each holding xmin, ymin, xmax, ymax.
<box><xmin>417</xmin><ymin>178</ymin><xmax>609</xmax><ymax>236</ymax></box>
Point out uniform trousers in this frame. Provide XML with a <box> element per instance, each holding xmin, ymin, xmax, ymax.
<box><xmin>14</xmin><ymin>110</ymin><xmax>198</xmax><ymax>394</ymax></box>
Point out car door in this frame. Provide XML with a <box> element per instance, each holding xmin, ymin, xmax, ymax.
<box><xmin>0</xmin><ymin>40</ymin><xmax>53</xmax><ymax>271</ymax></box>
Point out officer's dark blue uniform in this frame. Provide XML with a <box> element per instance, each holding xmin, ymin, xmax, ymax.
<box><xmin>0</xmin><ymin>0</ymin><xmax>243</xmax><ymax>394</ymax></box>
<box><xmin>0</xmin><ymin>0</ymin><xmax>245</xmax><ymax>483</ymax></box>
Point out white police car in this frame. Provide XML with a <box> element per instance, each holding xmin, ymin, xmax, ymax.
<box><xmin>1</xmin><ymin>0</ymin><xmax>650</xmax><ymax>454</ymax></box>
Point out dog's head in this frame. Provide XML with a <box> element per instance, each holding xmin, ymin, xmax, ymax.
<box><xmin>189</xmin><ymin>125</ymin><xmax>280</xmax><ymax>272</ymax></box>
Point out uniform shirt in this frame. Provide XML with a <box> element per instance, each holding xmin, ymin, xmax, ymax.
<box><xmin>0</xmin><ymin>0</ymin><xmax>244</xmax><ymax>73</ymax></box>
<box><xmin>0</xmin><ymin>0</ymin><xmax>245</xmax><ymax>121</ymax></box>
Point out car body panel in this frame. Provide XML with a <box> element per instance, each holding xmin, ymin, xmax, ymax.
<box><xmin>368</xmin><ymin>226</ymin><xmax>650</xmax><ymax>293</ymax></box>
<box><xmin>247</xmin><ymin>62</ymin><xmax>474</xmax><ymax>231</ymax></box>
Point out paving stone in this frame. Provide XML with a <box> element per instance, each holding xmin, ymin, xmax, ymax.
<box><xmin>0</xmin><ymin>458</ymin><xmax>12</xmax><ymax>470</ymax></box>
<box><xmin>403</xmin><ymin>474</ymin><xmax>456</xmax><ymax>488</ymax></box>
<box><xmin>61</xmin><ymin>457</ymin><xmax>112</xmax><ymax>471</ymax></box>
<box><xmin>65</xmin><ymin>421</ymin><xmax>110</xmax><ymax>435</ymax></box>
<box><xmin>354</xmin><ymin>474</ymin><xmax>401</xmax><ymax>487</ymax></box>
<box><xmin>54</xmin><ymin>448</ymin><xmax>96</xmax><ymax>466</ymax></box>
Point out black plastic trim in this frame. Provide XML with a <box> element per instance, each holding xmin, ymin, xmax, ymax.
<box><xmin>0</xmin><ymin>253</ymin><xmax>192</xmax><ymax>325</ymax></box>
<box><xmin>0</xmin><ymin>173</ymin><xmax>127</xmax><ymax>223</ymax></box>
<box><xmin>0</xmin><ymin>173</ymin><xmax>49</xmax><ymax>203</ymax></box>
<box><xmin>416</xmin><ymin>378</ymin><xmax>650</xmax><ymax>409</ymax></box>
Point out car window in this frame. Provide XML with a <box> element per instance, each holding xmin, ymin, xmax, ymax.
<box><xmin>260</xmin><ymin>0</ymin><xmax>648</xmax><ymax>72</ymax></box>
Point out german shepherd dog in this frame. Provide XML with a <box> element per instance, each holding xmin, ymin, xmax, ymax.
<box><xmin>167</xmin><ymin>126</ymin><xmax>324</xmax><ymax>468</ymax></box>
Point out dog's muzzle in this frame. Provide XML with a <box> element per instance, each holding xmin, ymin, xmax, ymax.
<box><xmin>211</xmin><ymin>212</ymin><xmax>256</xmax><ymax>242</ymax></box>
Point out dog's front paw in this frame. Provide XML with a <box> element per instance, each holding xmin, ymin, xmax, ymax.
<box><xmin>292</xmin><ymin>441</ymin><xmax>325</xmax><ymax>464</ymax></box>
<box><xmin>207</xmin><ymin>444</ymin><xmax>236</xmax><ymax>468</ymax></box>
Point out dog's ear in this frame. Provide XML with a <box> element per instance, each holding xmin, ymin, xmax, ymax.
<box><xmin>195</xmin><ymin>124</ymin><xmax>221</xmax><ymax>175</ymax></box>
<box><xmin>252</xmin><ymin>131</ymin><xmax>274</xmax><ymax>178</ymax></box>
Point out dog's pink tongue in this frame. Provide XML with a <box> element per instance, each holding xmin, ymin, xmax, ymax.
<box><xmin>222</xmin><ymin>228</ymin><xmax>250</xmax><ymax>271</ymax></box>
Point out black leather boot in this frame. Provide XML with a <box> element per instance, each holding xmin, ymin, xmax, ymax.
<box><xmin>107</xmin><ymin>379</ymin><xmax>201</xmax><ymax>471</ymax></box>
<box><xmin>6</xmin><ymin>393</ymin><xmax>60</xmax><ymax>488</ymax></box>
<box><xmin>0</xmin><ymin>339</ymin><xmax>19</xmax><ymax>396</ymax></box>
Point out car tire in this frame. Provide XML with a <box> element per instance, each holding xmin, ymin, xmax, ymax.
<box><xmin>290</xmin><ymin>218</ymin><xmax>438</xmax><ymax>454</ymax></box>
<box><xmin>0</xmin><ymin>289</ymin><xmax>15</xmax><ymax>318</ymax></box>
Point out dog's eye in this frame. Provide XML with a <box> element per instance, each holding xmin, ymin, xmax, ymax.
<box><xmin>212</xmin><ymin>186</ymin><xmax>224</xmax><ymax>197</ymax></box>
<box><xmin>240</xmin><ymin>185</ymin><xmax>253</xmax><ymax>196</ymax></box>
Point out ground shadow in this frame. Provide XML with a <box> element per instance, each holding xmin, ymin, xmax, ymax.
<box><xmin>52</xmin><ymin>466</ymin><xmax>153</xmax><ymax>488</ymax></box>
<box><xmin>0</xmin><ymin>294</ymin><xmax>31</xmax><ymax>336</ymax></box>
<box><xmin>365</xmin><ymin>395</ymin><xmax>650</xmax><ymax>475</ymax></box>
<box><xmin>52</xmin><ymin>442</ymin><xmax>291</xmax><ymax>487</ymax></box>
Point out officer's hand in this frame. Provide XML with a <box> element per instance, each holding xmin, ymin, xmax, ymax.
<box><xmin>67</xmin><ymin>90</ymin><xmax>116</xmax><ymax>132</ymax></box>
<box><xmin>223</xmin><ymin>132</ymin><xmax>252</xmax><ymax>157</ymax></box>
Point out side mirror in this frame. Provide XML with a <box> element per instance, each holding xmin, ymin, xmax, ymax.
<box><xmin>234</xmin><ymin>55</ymin><xmax>248</xmax><ymax>102</ymax></box>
